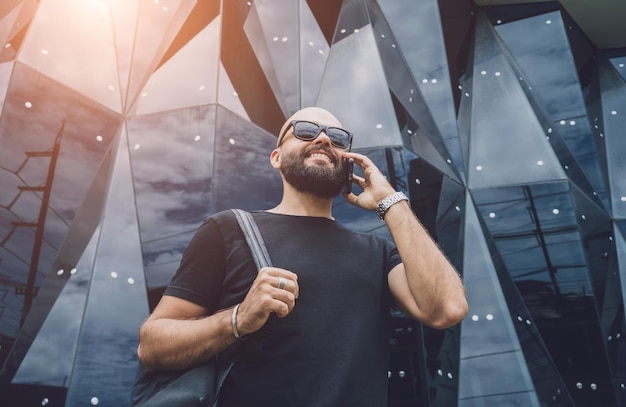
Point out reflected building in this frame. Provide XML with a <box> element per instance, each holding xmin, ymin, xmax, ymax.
<box><xmin>0</xmin><ymin>0</ymin><xmax>625</xmax><ymax>406</ymax></box>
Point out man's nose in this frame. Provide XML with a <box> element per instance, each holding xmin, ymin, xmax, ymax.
<box><xmin>313</xmin><ymin>130</ymin><xmax>332</xmax><ymax>146</ymax></box>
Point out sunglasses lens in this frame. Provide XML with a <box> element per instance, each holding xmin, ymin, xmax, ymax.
<box><xmin>326</xmin><ymin>128</ymin><xmax>351</xmax><ymax>149</ymax></box>
<box><xmin>292</xmin><ymin>122</ymin><xmax>320</xmax><ymax>141</ymax></box>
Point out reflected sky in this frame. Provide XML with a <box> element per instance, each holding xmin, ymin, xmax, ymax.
<box><xmin>597</xmin><ymin>58</ymin><xmax>626</xmax><ymax>219</ymax></box>
<box><xmin>12</xmin><ymin>227</ymin><xmax>97</xmax><ymax>386</ymax></box>
<box><xmin>318</xmin><ymin>24</ymin><xmax>401</xmax><ymax>150</ymax></box>
<box><xmin>466</xmin><ymin>15</ymin><xmax>567</xmax><ymax>189</ymax></box>
<box><xmin>0</xmin><ymin>60</ymin><xmax>121</xmax><ymax>342</ymax></box>
<box><xmin>65</xmin><ymin>134</ymin><xmax>148</xmax><ymax>406</ymax></box>
<box><xmin>377</xmin><ymin>0</ymin><xmax>464</xmax><ymax>178</ymax></box>
<box><xmin>245</xmin><ymin>0</ymin><xmax>300</xmax><ymax>117</ymax></box>
<box><xmin>134</xmin><ymin>15</ymin><xmax>221</xmax><ymax>115</ymax></box>
<box><xmin>495</xmin><ymin>11</ymin><xmax>607</xmax><ymax>210</ymax></box>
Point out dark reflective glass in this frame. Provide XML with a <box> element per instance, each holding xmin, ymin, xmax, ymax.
<box><xmin>212</xmin><ymin>107</ymin><xmax>283</xmax><ymax>213</ymax></box>
<box><xmin>65</xmin><ymin>138</ymin><xmax>147</xmax><ymax>406</ymax></box>
<box><xmin>472</xmin><ymin>182</ymin><xmax>618</xmax><ymax>405</ymax></box>
<box><xmin>465</xmin><ymin>15</ymin><xmax>565</xmax><ymax>189</ymax></box>
<box><xmin>495</xmin><ymin>12</ymin><xmax>608</xmax><ymax>209</ymax></box>
<box><xmin>244</xmin><ymin>1</ymin><xmax>300</xmax><ymax>116</ymax></box>
<box><xmin>0</xmin><ymin>60</ymin><xmax>121</xmax><ymax>390</ymax></box>
<box><xmin>376</xmin><ymin>0</ymin><xmax>465</xmax><ymax>180</ymax></box>
<box><xmin>127</xmin><ymin>106</ymin><xmax>215</xmax><ymax>291</ymax></box>
<box><xmin>609</xmin><ymin>56</ymin><xmax>626</xmax><ymax>82</ymax></box>
<box><xmin>597</xmin><ymin>58</ymin><xmax>626</xmax><ymax>219</ymax></box>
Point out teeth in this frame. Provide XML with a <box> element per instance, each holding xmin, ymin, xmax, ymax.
<box><xmin>310</xmin><ymin>153</ymin><xmax>331</xmax><ymax>162</ymax></box>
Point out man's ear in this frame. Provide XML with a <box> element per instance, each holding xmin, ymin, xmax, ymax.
<box><xmin>270</xmin><ymin>148</ymin><xmax>281</xmax><ymax>169</ymax></box>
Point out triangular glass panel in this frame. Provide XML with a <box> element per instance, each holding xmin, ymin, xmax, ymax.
<box><xmin>133</xmin><ymin>16</ymin><xmax>220</xmax><ymax>115</ymax></box>
<box><xmin>496</xmin><ymin>11</ymin><xmax>607</xmax><ymax>210</ymax></box>
<box><xmin>127</xmin><ymin>106</ymin><xmax>215</xmax><ymax>290</ymax></box>
<box><xmin>317</xmin><ymin>0</ymin><xmax>400</xmax><ymax>150</ymax></box>
<box><xmin>465</xmin><ymin>13</ymin><xmax>565</xmax><ymax>189</ymax></box>
<box><xmin>459</xmin><ymin>194</ymin><xmax>540</xmax><ymax>405</ymax></box>
<box><xmin>598</xmin><ymin>58</ymin><xmax>626</xmax><ymax>219</ymax></box>
<box><xmin>126</xmin><ymin>1</ymin><xmax>197</xmax><ymax>113</ymax></box>
<box><xmin>377</xmin><ymin>0</ymin><xmax>464</xmax><ymax>180</ymax></box>
<box><xmin>65</xmin><ymin>129</ymin><xmax>148</xmax><ymax>406</ymax></box>
<box><xmin>17</xmin><ymin>0</ymin><xmax>122</xmax><ymax>112</ymax></box>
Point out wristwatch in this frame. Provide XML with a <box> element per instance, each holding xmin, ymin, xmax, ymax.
<box><xmin>375</xmin><ymin>191</ymin><xmax>409</xmax><ymax>220</ymax></box>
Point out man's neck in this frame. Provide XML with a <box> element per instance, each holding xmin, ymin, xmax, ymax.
<box><xmin>268</xmin><ymin>189</ymin><xmax>335</xmax><ymax>219</ymax></box>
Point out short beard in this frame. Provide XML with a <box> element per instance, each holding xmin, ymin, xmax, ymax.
<box><xmin>280</xmin><ymin>146</ymin><xmax>346</xmax><ymax>199</ymax></box>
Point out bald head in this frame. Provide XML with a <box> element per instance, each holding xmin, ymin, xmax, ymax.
<box><xmin>276</xmin><ymin>107</ymin><xmax>343</xmax><ymax>147</ymax></box>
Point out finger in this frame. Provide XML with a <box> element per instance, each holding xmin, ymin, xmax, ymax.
<box><xmin>351</xmin><ymin>174</ymin><xmax>366</xmax><ymax>188</ymax></box>
<box><xmin>259</xmin><ymin>268</ymin><xmax>299</xmax><ymax>298</ymax></box>
<box><xmin>273</xmin><ymin>276</ymin><xmax>300</xmax><ymax>301</ymax></box>
<box><xmin>345</xmin><ymin>152</ymin><xmax>373</xmax><ymax>169</ymax></box>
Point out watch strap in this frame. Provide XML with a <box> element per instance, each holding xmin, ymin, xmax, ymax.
<box><xmin>375</xmin><ymin>192</ymin><xmax>409</xmax><ymax>220</ymax></box>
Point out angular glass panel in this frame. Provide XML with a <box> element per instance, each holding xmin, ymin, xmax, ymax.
<box><xmin>495</xmin><ymin>12</ymin><xmax>586</xmax><ymax>121</ymax></box>
<box><xmin>212</xmin><ymin>106</ymin><xmax>282</xmax><ymax>213</ymax></box>
<box><xmin>466</xmin><ymin>14</ymin><xmax>565</xmax><ymax>189</ymax></box>
<box><xmin>126</xmin><ymin>1</ymin><xmax>197</xmax><ymax>112</ymax></box>
<box><xmin>472</xmin><ymin>182</ymin><xmax>618</xmax><ymax>405</ymax></box>
<box><xmin>0</xmin><ymin>1</ymin><xmax>39</xmax><ymax>64</ymax></box>
<box><xmin>127</xmin><ymin>106</ymin><xmax>214</xmax><ymax>290</ymax></box>
<box><xmin>331</xmin><ymin>0</ymin><xmax>370</xmax><ymax>44</ymax></box>
<box><xmin>378</xmin><ymin>0</ymin><xmax>464</xmax><ymax>179</ymax></box>
<box><xmin>610</xmin><ymin>56</ymin><xmax>626</xmax><ymax>82</ymax></box>
<box><xmin>12</xmin><ymin>225</ymin><xmax>98</xmax><ymax>387</ymax></box>
<box><xmin>460</xmin><ymin>197</ymin><xmax>537</xmax><ymax>400</ymax></box>
<box><xmin>18</xmin><ymin>0</ymin><xmax>121</xmax><ymax>111</ymax></box>
<box><xmin>65</xmin><ymin>135</ymin><xmax>148</xmax><ymax>406</ymax></box>
<box><xmin>495</xmin><ymin>11</ymin><xmax>607</xmax><ymax>208</ymax></box>
<box><xmin>617</xmin><ymin>225</ymin><xmax>626</xmax><ymax>324</ymax></box>
<box><xmin>1</xmin><ymin>129</ymin><xmax>117</xmax><ymax>387</ymax></box>
<box><xmin>220</xmin><ymin>1</ymin><xmax>284</xmax><ymax>134</ymax></box>
<box><xmin>299</xmin><ymin>0</ymin><xmax>330</xmax><ymax>109</ymax></box>
<box><xmin>459</xmin><ymin>388</ymin><xmax>539</xmax><ymax>407</ymax></box>
<box><xmin>134</xmin><ymin>16</ymin><xmax>220</xmax><ymax>115</ymax></box>
<box><xmin>613</xmin><ymin>224</ymin><xmax>626</xmax><ymax>406</ymax></box>
<box><xmin>598</xmin><ymin>59</ymin><xmax>626</xmax><ymax>219</ymax></box>
<box><xmin>217</xmin><ymin>62</ymin><xmax>250</xmax><ymax>121</ymax></box>
<box><xmin>318</xmin><ymin>22</ymin><xmax>401</xmax><ymax>150</ymax></box>
<box><xmin>0</xmin><ymin>60</ymin><xmax>120</xmax><ymax>377</ymax></box>
<box><xmin>245</xmin><ymin>0</ymin><xmax>299</xmax><ymax>117</ymax></box>
<box><xmin>0</xmin><ymin>61</ymin><xmax>10</xmax><ymax>107</ymax></box>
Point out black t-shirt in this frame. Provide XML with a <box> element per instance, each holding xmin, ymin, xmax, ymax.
<box><xmin>164</xmin><ymin>210</ymin><xmax>402</xmax><ymax>407</ymax></box>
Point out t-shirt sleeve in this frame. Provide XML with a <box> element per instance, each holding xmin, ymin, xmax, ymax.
<box><xmin>385</xmin><ymin>238</ymin><xmax>402</xmax><ymax>273</ymax></box>
<box><xmin>163</xmin><ymin>218</ymin><xmax>226</xmax><ymax>312</ymax></box>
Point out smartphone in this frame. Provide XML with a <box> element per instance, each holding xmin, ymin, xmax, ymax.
<box><xmin>343</xmin><ymin>158</ymin><xmax>354</xmax><ymax>194</ymax></box>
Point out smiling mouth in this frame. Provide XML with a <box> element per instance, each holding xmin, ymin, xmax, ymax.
<box><xmin>308</xmin><ymin>152</ymin><xmax>333</xmax><ymax>163</ymax></box>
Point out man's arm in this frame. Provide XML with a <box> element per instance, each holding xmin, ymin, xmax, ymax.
<box><xmin>137</xmin><ymin>268</ymin><xmax>299</xmax><ymax>371</ymax></box>
<box><xmin>137</xmin><ymin>296</ymin><xmax>235</xmax><ymax>371</ymax></box>
<box><xmin>343</xmin><ymin>152</ymin><xmax>468</xmax><ymax>328</ymax></box>
<box><xmin>384</xmin><ymin>201</ymin><xmax>467</xmax><ymax>328</ymax></box>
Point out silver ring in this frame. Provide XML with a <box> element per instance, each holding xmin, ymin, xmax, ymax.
<box><xmin>277</xmin><ymin>277</ymin><xmax>286</xmax><ymax>290</ymax></box>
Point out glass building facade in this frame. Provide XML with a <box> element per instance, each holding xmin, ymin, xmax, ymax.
<box><xmin>0</xmin><ymin>0</ymin><xmax>625</xmax><ymax>405</ymax></box>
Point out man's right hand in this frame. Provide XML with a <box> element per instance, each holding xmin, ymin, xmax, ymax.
<box><xmin>235</xmin><ymin>267</ymin><xmax>299</xmax><ymax>336</ymax></box>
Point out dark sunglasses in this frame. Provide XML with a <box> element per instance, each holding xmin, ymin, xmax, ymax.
<box><xmin>277</xmin><ymin>120</ymin><xmax>353</xmax><ymax>150</ymax></box>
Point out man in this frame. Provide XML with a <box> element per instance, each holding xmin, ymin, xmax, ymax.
<box><xmin>137</xmin><ymin>107</ymin><xmax>468</xmax><ymax>406</ymax></box>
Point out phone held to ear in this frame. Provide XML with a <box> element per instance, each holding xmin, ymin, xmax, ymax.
<box><xmin>344</xmin><ymin>158</ymin><xmax>354</xmax><ymax>194</ymax></box>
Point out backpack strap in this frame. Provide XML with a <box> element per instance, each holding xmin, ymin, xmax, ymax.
<box><xmin>230</xmin><ymin>209</ymin><xmax>272</xmax><ymax>270</ymax></box>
